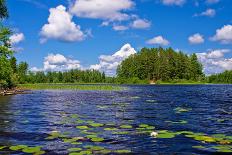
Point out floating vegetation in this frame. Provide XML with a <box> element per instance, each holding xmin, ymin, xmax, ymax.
<box><xmin>0</xmin><ymin>146</ymin><xmax>6</xmax><ymax>150</ymax></box>
<box><xmin>113</xmin><ymin>131</ymin><xmax>129</xmax><ymax>135</ymax></box>
<box><xmin>104</xmin><ymin>127</ymin><xmax>118</xmax><ymax>131</ymax></box>
<box><xmin>120</xmin><ymin>125</ymin><xmax>133</xmax><ymax>129</ymax></box>
<box><xmin>165</xmin><ymin>120</ymin><xmax>188</xmax><ymax>124</ymax></box>
<box><xmin>90</xmin><ymin>137</ymin><xmax>104</xmax><ymax>142</ymax></box>
<box><xmin>114</xmin><ymin>149</ymin><xmax>132</xmax><ymax>153</ymax></box>
<box><xmin>174</xmin><ymin>107</ymin><xmax>192</xmax><ymax>113</ymax></box>
<box><xmin>9</xmin><ymin>145</ymin><xmax>27</xmax><ymax>151</ymax></box>
<box><xmin>68</xmin><ymin>148</ymin><xmax>82</xmax><ymax>152</ymax></box>
<box><xmin>156</xmin><ymin>131</ymin><xmax>177</xmax><ymax>138</ymax></box>
<box><xmin>211</xmin><ymin>145</ymin><xmax>232</xmax><ymax>152</ymax></box>
<box><xmin>192</xmin><ymin>145</ymin><xmax>206</xmax><ymax>149</ymax></box>
<box><xmin>22</xmin><ymin>146</ymin><xmax>42</xmax><ymax>154</ymax></box>
<box><xmin>76</xmin><ymin>126</ymin><xmax>89</xmax><ymax>130</ymax></box>
<box><xmin>89</xmin><ymin>123</ymin><xmax>104</xmax><ymax>127</ymax></box>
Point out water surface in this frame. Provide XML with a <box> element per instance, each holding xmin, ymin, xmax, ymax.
<box><xmin>0</xmin><ymin>85</ymin><xmax>232</xmax><ymax>154</ymax></box>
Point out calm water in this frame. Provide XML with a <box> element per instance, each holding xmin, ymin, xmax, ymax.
<box><xmin>0</xmin><ymin>85</ymin><xmax>232</xmax><ymax>154</ymax></box>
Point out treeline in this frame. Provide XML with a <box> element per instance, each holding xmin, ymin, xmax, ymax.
<box><xmin>208</xmin><ymin>70</ymin><xmax>232</xmax><ymax>84</ymax></box>
<box><xmin>117</xmin><ymin>47</ymin><xmax>204</xmax><ymax>83</ymax></box>
<box><xmin>21</xmin><ymin>69</ymin><xmax>111</xmax><ymax>84</ymax></box>
<box><xmin>0</xmin><ymin>0</ymin><xmax>17</xmax><ymax>89</ymax></box>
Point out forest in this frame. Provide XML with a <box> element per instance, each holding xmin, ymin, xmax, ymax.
<box><xmin>117</xmin><ymin>47</ymin><xmax>204</xmax><ymax>83</ymax></box>
<box><xmin>208</xmin><ymin>70</ymin><xmax>232</xmax><ymax>84</ymax></box>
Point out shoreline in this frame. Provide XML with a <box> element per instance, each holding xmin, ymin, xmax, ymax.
<box><xmin>0</xmin><ymin>88</ymin><xmax>29</xmax><ymax>96</ymax></box>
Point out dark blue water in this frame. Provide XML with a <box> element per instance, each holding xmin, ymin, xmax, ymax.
<box><xmin>0</xmin><ymin>85</ymin><xmax>232</xmax><ymax>154</ymax></box>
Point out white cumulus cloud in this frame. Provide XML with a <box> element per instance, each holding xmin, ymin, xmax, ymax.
<box><xmin>146</xmin><ymin>36</ymin><xmax>170</xmax><ymax>46</ymax></box>
<box><xmin>131</xmin><ymin>19</ymin><xmax>151</xmax><ymax>29</ymax></box>
<box><xmin>10</xmin><ymin>33</ymin><xmax>25</xmax><ymax>45</ymax></box>
<box><xmin>90</xmin><ymin>43</ymin><xmax>136</xmax><ymax>76</ymax></box>
<box><xmin>161</xmin><ymin>0</ymin><xmax>186</xmax><ymax>6</ymax></box>
<box><xmin>194</xmin><ymin>9</ymin><xmax>216</xmax><ymax>17</ymax></box>
<box><xmin>196</xmin><ymin>49</ymin><xmax>232</xmax><ymax>75</ymax></box>
<box><xmin>113</xmin><ymin>25</ymin><xmax>129</xmax><ymax>31</ymax></box>
<box><xmin>40</xmin><ymin>5</ymin><xmax>87</xmax><ymax>43</ymax></box>
<box><xmin>31</xmin><ymin>53</ymin><xmax>82</xmax><ymax>72</ymax></box>
<box><xmin>211</xmin><ymin>25</ymin><xmax>232</xmax><ymax>44</ymax></box>
<box><xmin>69</xmin><ymin>0</ymin><xmax>134</xmax><ymax>21</ymax></box>
<box><xmin>188</xmin><ymin>33</ymin><xmax>204</xmax><ymax>44</ymax></box>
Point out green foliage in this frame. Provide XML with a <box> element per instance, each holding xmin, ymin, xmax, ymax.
<box><xmin>117</xmin><ymin>47</ymin><xmax>204</xmax><ymax>83</ymax></box>
<box><xmin>0</xmin><ymin>0</ymin><xmax>8</xmax><ymax>19</ymax></box>
<box><xmin>208</xmin><ymin>70</ymin><xmax>232</xmax><ymax>84</ymax></box>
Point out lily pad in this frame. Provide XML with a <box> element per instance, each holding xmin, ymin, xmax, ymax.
<box><xmin>10</xmin><ymin>145</ymin><xmax>27</xmax><ymax>151</ymax></box>
<box><xmin>68</xmin><ymin>148</ymin><xmax>82</xmax><ymax>152</ymax></box>
<box><xmin>22</xmin><ymin>146</ymin><xmax>41</xmax><ymax>153</ymax></box>
<box><xmin>114</xmin><ymin>149</ymin><xmax>132</xmax><ymax>153</ymax></box>
<box><xmin>120</xmin><ymin>125</ymin><xmax>133</xmax><ymax>129</ymax></box>
<box><xmin>76</xmin><ymin>126</ymin><xmax>89</xmax><ymax>130</ymax></box>
<box><xmin>139</xmin><ymin>124</ymin><xmax>149</xmax><ymax>128</ymax></box>
<box><xmin>0</xmin><ymin>146</ymin><xmax>6</xmax><ymax>150</ymax></box>
<box><xmin>89</xmin><ymin>123</ymin><xmax>104</xmax><ymax>127</ymax></box>
<box><xmin>91</xmin><ymin>137</ymin><xmax>104</xmax><ymax>142</ymax></box>
<box><xmin>212</xmin><ymin>145</ymin><xmax>232</xmax><ymax>152</ymax></box>
<box><xmin>104</xmin><ymin>127</ymin><xmax>118</xmax><ymax>131</ymax></box>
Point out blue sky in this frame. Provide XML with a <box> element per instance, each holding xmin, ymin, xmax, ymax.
<box><xmin>5</xmin><ymin>0</ymin><xmax>232</xmax><ymax>75</ymax></box>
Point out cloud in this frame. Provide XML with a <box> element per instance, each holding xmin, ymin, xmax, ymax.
<box><xmin>188</xmin><ymin>33</ymin><xmax>204</xmax><ymax>44</ymax></box>
<box><xmin>10</xmin><ymin>33</ymin><xmax>25</xmax><ymax>45</ymax></box>
<box><xmin>194</xmin><ymin>8</ymin><xmax>216</xmax><ymax>17</ymax></box>
<box><xmin>196</xmin><ymin>49</ymin><xmax>231</xmax><ymax>75</ymax></box>
<box><xmin>113</xmin><ymin>25</ymin><xmax>129</xmax><ymax>31</ymax></box>
<box><xmin>131</xmin><ymin>19</ymin><xmax>151</xmax><ymax>29</ymax></box>
<box><xmin>31</xmin><ymin>53</ymin><xmax>81</xmax><ymax>72</ymax></box>
<box><xmin>69</xmin><ymin>0</ymin><xmax>134</xmax><ymax>21</ymax></box>
<box><xmin>211</xmin><ymin>25</ymin><xmax>232</xmax><ymax>44</ymax></box>
<box><xmin>40</xmin><ymin>5</ymin><xmax>87</xmax><ymax>43</ymax></box>
<box><xmin>161</xmin><ymin>0</ymin><xmax>186</xmax><ymax>6</ymax></box>
<box><xmin>90</xmin><ymin>43</ymin><xmax>136</xmax><ymax>76</ymax></box>
<box><xmin>206</xmin><ymin>0</ymin><xmax>219</xmax><ymax>4</ymax></box>
<box><xmin>146</xmin><ymin>36</ymin><xmax>170</xmax><ymax>46</ymax></box>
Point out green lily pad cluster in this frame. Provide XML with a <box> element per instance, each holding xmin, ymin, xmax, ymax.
<box><xmin>136</xmin><ymin>124</ymin><xmax>155</xmax><ymax>134</ymax></box>
<box><xmin>174</xmin><ymin>107</ymin><xmax>192</xmax><ymax>113</ymax></box>
<box><xmin>2</xmin><ymin>145</ymin><xmax>46</xmax><ymax>154</ymax></box>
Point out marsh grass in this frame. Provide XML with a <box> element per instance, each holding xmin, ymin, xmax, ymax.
<box><xmin>19</xmin><ymin>84</ymin><xmax>124</xmax><ymax>91</ymax></box>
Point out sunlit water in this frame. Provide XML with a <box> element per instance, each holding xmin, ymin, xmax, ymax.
<box><xmin>0</xmin><ymin>85</ymin><xmax>232</xmax><ymax>154</ymax></box>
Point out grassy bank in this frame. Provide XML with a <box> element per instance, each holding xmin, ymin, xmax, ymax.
<box><xmin>19</xmin><ymin>84</ymin><xmax>124</xmax><ymax>91</ymax></box>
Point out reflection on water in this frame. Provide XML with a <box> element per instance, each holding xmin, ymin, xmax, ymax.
<box><xmin>0</xmin><ymin>85</ymin><xmax>232</xmax><ymax>154</ymax></box>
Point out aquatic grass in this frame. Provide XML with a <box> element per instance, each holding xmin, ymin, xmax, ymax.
<box><xmin>19</xmin><ymin>84</ymin><xmax>124</xmax><ymax>91</ymax></box>
<box><xmin>114</xmin><ymin>149</ymin><xmax>132</xmax><ymax>153</ymax></box>
<box><xmin>76</xmin><ymin>126</ymin><xmax>89</xmax><ymax>130</ymax></box>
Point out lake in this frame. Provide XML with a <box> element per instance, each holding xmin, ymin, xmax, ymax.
<box><xmin>0</xmin><ymin>85</ymin><xmax>232</xmax><ymax>154</ymax></box>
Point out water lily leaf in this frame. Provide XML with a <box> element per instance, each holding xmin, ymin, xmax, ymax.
<box><xmin>114</xmin><ymin>149</ymin><xmax>132</xmax><ymax>153</ymax></box>
<box><xmin>34</xmin><ymin>150</ymin><xmax>46</xmax><ymax>155</ymax></box>
<box><xmin>76</xmin><ymin>126</ymin><xmax>89</xmax><ymax>130</ymax></box>
<box><xmin>139</xmin><ymin>124</ymin><xmax>149</xmax><ymax>128</ymax></box>
<box><xmin>9</xmin><ymin>145</ymin><xmax>27</xmax><ymax>151</ymax></box>
<box><xmin>71</xmin><ymin>142</ymin><xmax>82</xmax><ymax>145</ymax></box>
<box><xmin>68</xmin><ymin>148</ymin><xmax>82</xmax><ymax>152</ymax></box>
<box><xmin>0</xmin><ymin>146</ymin><xmax>6</xmax><ymax>150</ymax></box>
<box><xmin>157</xmin><ymin>133</ymin><xmax>176</xmax><ymax>138</ymax></box>
<box><xmin>22</xmin><ymin>146</ymin><xmax>41</xmax><ymax>153</ymax></box>
<box><xmin>91</xmin><ymin>137</ymin><xmax>104</xmax><ymax>142</ymax></box>
<box><xmin>86</xmin><ymin>135</ymin><xmax>98</xmax><ymax>139</ymax></box>
<box><xmin>212</xmin><ymin>145</ymin><xmax>232</xmax><ymax>152</ymax></box>
<box><xmin>89</xmin><ymin>123</ymin><xmax>104</xmax><ymax>127</ymax></box>
<box><xmin>120</xmin><ymin>125</ymin><xmax>133</xmax><ymax>129</ymax></box>
<box><xmin>104</xmin><ymin>128</ymin><xmax>118</xmax><ymax>131</ymax></box>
